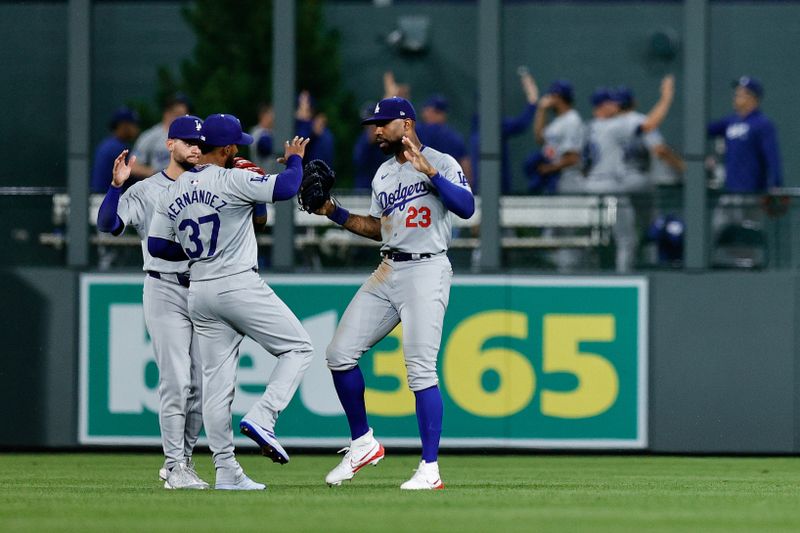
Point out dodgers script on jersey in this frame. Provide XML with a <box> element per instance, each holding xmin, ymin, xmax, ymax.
<box><xmin>149</xmin><ymin>164</ymin><xmax>276</xmax><ymax>280</ymax></box>
<box><xmin>369</xmin><ymin>146</ymin><xmax>470</xmax><ymax>254</ymax></box>
<box><xmin>118</xmin><ymin>171</ymin><xmax>189</xmax><ymax>274</ymax></box>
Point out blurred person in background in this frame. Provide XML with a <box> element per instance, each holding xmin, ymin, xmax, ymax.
<box><xmin>615</xmin><ymin>86</ymin><xmax>684</xmax><ymax>192</ymax></box>
<box><xmin>469</xmin><ymin>67</ymin><xmax>539</xmax><ymax>194</ymax></box>
<box><xmin>583</xmin><ymin>76</ymin><xmax>675</xmax><ymax>272</ymax></box>
<box><xmin>353</xmin><ymin>101</ymin><xmax>387</xmax><ymax>191</ymax></box>
<box><xmin>131</xmin><ymin>94</ymin><xmax>191</xmax><ymax>178</ymax></box>
<box><xmin>707</xmin><ymin>76</ymin><xmax>782</xmax><ymax>194</ymax></box>
<box><xmin>417</xmin><ymin>94</ymin><xmax>472</xmax><ymax>181</ymax></box>
<box><xmin>527</xmin><ymin>79</ymin><xmax>584</xmax><ymax>194</ymax></box>
<box><xmin>707</xmin><ymin>76</ymin><xmax>783</xmax><ymax>239</ymax></box>
<box><xmin>250</xmin><ymin>103</ymin><xmax>281</xmax><ymax>175</ymax></box>
<box><xmin>90</xmin><ymin>107</ymin><xmax>140</xmax><ymax>193</ymax></box>
<box><xmin>295</xmin><ymin>90</ymin><xmax>335</xmax><ymax>166</ymax></box>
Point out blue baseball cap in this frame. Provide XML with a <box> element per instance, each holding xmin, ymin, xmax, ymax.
<box><xmin>732</xmin><ymin>76</ymin><xmax>763</xmax><ymax>99</ymax></box>
<box><xmin>168</xmin><ymin>115</ymin><xmax>203</xmax><ymax>140</ymax></box>
<box><xmin>109</xmin><ymin>106</ymin><xmax>139</xmax><ymax>129</ymax></box>
<box><xmin>614</xmin><ymin>86</ymin><xmax>634</xmax><ymax>108</ymax></box>
<box><xmin>200</xmin><ymin>113</ymin><xmax>254</xmax><ymax>146</ymax></box>
<box><xmin>547</xmin><ymin>80</ymin><xmax>574</xmax><ymax>103</ymax></box>
<box><xmin>361</xmin><ymin>96</ymin><xmax>417</xmax><ymax>125</ymax></box>
<box><xmin>423</xmin><ymin>94</ymin><xmax>449</xmax><ymax>112</ymax></box>
<box><xmin>590</xmin><ymin>87</ymin><xmax>615</xmax><ymax>107</ymax></box>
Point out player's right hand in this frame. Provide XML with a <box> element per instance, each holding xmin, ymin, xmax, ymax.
<box><xmin>111</xmin><ymin>149</ymin><xmax>136</xmax><ymax>188</ymax></box>
<box><xmin>277</xmin><ymin>136</ymin><xmax>310</xmax><ymax>164</ymax></box>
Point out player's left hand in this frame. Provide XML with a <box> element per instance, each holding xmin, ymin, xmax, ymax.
<box><xmin>111</xmin><ymin>149</ymin><xmax>136</xmax><ymax>188</ymax></box>
<box><xmin>402</xmin><ymin>136</ymin><xmax>437</xmax><ymax>178</ymax></box>
<box><xmin>277</xmin><ymin>136</ymin><xmax>310</xmax><ymax>165</ymax></box>
<box><xmin>233</xmin><ymin>157</ymin><xmax>266</xmax><ymax>175</ymax></box>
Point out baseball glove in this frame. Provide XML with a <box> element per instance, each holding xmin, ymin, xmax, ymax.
<box><xmin>298</xmin><ymin>159</ymin><xmax>336</xmax><ymax>213</ymax></box>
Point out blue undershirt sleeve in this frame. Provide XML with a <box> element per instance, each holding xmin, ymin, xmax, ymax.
<box><xmin>429</xmin><ymin>173</ymin><xmax>475</xmax><ymax>219</ymax></box>
<box><xmin>96</xmin><ymin>186</ymin><xmax>124</xmax><ymax>235</ymax></box>
<box><xmin>147</xmin><ymin>237</ymin><xmax>190</xmax><ymax>261</ymax></box>
<box><xmin>271</xmin><ymin>154</ymin><xmax>304</xmax><ymax>201</ymax></box>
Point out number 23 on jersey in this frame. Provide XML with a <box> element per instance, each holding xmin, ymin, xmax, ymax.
<box><xmin>405</xmin><ymin>206</ymin><xmax>431</xmax><ymax>228</ymax></box>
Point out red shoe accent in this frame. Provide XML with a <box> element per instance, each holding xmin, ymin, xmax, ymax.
<box><xmin>433</xmin><ymin>480</ymin><xmax>445</xmax><ymax>490</ymax></box>
<box><xmin>352</xmin><ymin>443</ymin><xmax>385</xmax><ymax>474</ymax></box>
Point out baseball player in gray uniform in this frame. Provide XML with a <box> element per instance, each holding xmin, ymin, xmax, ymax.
<box><xmin>148</xmin><ymin>113</ymin><xmax>314</xmax><ymax>491</ymax></box>
<box><xmin>96</xmin><ymin>115</ymin><xmax>208</xmax><ymax>490</ymax></box>
<box><xmin>533</xmin><ymin>80</ymin><xmax>585</xmax><ymax>194</ymax></box>
<box><xmin>584</xmin><ymin>76</ymin><xmax>674</xmax><ymax>272</ymax></box>
<box><xmin>312</xmin><ymin>97</ymin><xmax>475</xmax><ymax>490</ymax></box>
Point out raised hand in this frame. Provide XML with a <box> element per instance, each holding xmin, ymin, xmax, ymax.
<box><xmin>277</xmin><ymin>136</ymin><xmax>310</xmax><ymax>165</ymax></box>
<box><xmin>402</xmin><ymin>136</ymin><xmax>436</xmax><ymax>177</ymax></box>
<box><xmin>111</xmin><ymin>149</ymin><xmax>136</xmax><ymax>188</ymax></box>
<box><xmin>519</xmin><ymin>68</ymin><xmax>539</xmax><ymax>104</ymax></box>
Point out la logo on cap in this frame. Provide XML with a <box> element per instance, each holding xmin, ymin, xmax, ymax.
<box><xmin>195</xmin><ymin>120</ymin><xmax>202</xmax><ymax>131</ymax></box>
<box><xmin>374</xmin><ymin>103</ymin><xmax>380</xmax><ymax>113</ymax></box>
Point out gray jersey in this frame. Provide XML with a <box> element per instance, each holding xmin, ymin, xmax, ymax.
<box><xmin>149</xmin><ymin>164</ymin><xmax>276</xmax><ymax>281</ymax></box>
<box><xmin>118</xmin><ymin>171</ymin><xmax>189</xmax><ymax>274</ymax></box>
<box><xmin>369</xmin><ymin>146</ymin><xmax>470</xmax><ymax>254</ymax></box>
<box><xmin>133</xmin><ymin>124</ymin><xmax>170</xmax><ymax>170</ymax></box>
<box><xmin>619</xmin><ymin>111</ymin><xmax>662</xmax><ymax>192</ymax></box>
<box><xmin>584</xmin><ymin>115</ymin><xmax>641</xmax><ymax>191</ymax></box>
<box><xmin>543</xmin><ymin>109</ymin><xmax>584</xmax><ymax>191</ymax></box>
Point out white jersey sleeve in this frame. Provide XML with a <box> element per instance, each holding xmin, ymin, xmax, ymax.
<box><xmin>117</xmin><ymin>183</ymin><xmax>147</xmax><ymax>231</ymax></box>
<box><xmin>222</xmin><ymin>168</ymin><xmax>277</xmax><ymax>205</ymax></box>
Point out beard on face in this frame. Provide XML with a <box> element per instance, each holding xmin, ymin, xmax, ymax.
<box><xmin>174</xmin><ymin>152</ymin><xmax>197</xmax><ymax>171</ymax></box>
<box><xmin>224</xmin><ymin>151</ymin><xmax>236</xmax><ymax>169</ymax></box>
<box><xmin>377</xmin><ymin>136</ymin><xmax>404</xmax><ymax>155</ymax></box>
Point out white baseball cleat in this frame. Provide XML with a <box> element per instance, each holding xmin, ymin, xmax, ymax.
<box><xmin>325</xmin><ymin>428</ymin><xmax>385</xmax><ymax>487</ymax></box>
<box><xmin>163</xmin><ymin>462</ymin><xmax>209</xmax><ymax>490</ymax></box>
<box><xmin>185</xmin><ymin>460</ymin><xmax>210</xmax><ymax>489</ymax></box>
<box><xmin>400</xmin><ymin>460</ymin><xmax>445</xmax><ymax>490</ymax></box>
<box><xmin>158</xmin><ymin>467</ymin><xmax>167</xmax><ymax>482</ymax></box>
<box><xmin>215</xmin><ymin>467</ymin><xmax>266</xmax><ymax>491</ymax></box>
<box><xmin>239</xmin><ymin>418</ymin><xmax>290</xmax><ymax>464</ymax></box>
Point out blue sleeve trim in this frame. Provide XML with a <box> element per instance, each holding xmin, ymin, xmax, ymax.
<box><xmin>272</xmin><ymin>154</ymin><xmax>304</xmax><ymax>201</ymax></box>
<box><xmin>147</xmin><ymin>236</ymin><xmax>189</xmax><ymax>261</ymax></box>
<box><xmin>97</xmin><ymin>186</ymin><xmax>124</xmax><ymax>235</ymax></box>
<box><xmin>429</xmin><ymin>173</ymin><xmax>475</xmax><ymax>219</ymax></box>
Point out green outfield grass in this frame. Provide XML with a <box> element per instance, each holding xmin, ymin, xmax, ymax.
<box><xmin>1</xmin><ymin>453</ymin><xmax>799</xmax><ymax>532</ymax></box>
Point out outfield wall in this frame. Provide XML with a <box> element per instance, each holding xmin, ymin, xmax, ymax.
<box><xmin>2</xmin><ymin>267</ymin><xmax>798</xmax><ymax>453</ymax></box>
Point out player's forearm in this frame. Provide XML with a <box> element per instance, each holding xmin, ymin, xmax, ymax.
<box><xmin>343</xmin><ymin>214</ymin><xmax>382</xmax><ymax>241</ymax></box>
<box><xmin>272</xmin><ymin>155</ymin><xmax>303</xmax><ymax>201</ymax></box>
<box><xmin>550</xmin><ymin>152</ymin><xmax>580</xmax><ymax>172</ymax></box>
<box><xmin>641</xmin><ymin>93</ymin><xmax>673</xmax><ymax>133</ymax></box>
<box><xmin>327</xmin><ymin>204</ymin><xmax>381</xmax><ymax>241</ymax></box>
<box><xmin>654</xmin><ymin>145</ymin><xmax>686</xmax><ymax>173</ymax></box>
<box><xmin>533</xmin><ymin>106</ymin><xmax>547</xmax><ymax>145</ymax></box>
<box><xmin>252</xmin><ymin>203</ymin><xmax>268</xmax><ymax>228</ymax></box>
<box><xmin>97</xmin><ymin>186</ymin><xmax>124</xmax><ymax>235</ymax></box>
